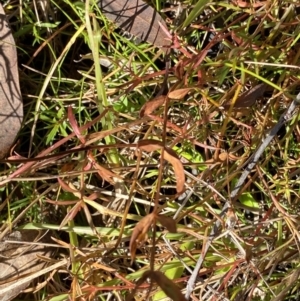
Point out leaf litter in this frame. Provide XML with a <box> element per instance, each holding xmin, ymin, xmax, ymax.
<box><xmin>99</xmin><ymin>0</ymin><xmax>171</xmax><ymax>50</ymax></box>
<box><xmin>0</xmin><ymin>231</ymin><xmax>52</xmax><ymax>301</ymax></box>
<box><xmin>0</xmin><ymin>4</ymin><xmax>23</xmax><ymax>159</ymax></box>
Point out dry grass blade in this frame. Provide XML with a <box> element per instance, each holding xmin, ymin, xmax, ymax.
<box><xmin>270</xmin><ymin>268</ymin><xmax>300</xmax><ymax>301</ymax></box>
<box><xmin>0</xmin><ymin>258</ymin><xmax>68</xmax><ymax>297</ymax></box>
<box><xmin>185</xmin><ymin>95</ymin><xmax>300</xmax><ymax>299</ymax></box>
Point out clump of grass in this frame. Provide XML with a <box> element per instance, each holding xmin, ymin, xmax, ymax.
<box><xmin>1</xmin><ymin>0</ymin><xmax>300</xmax><ymax>300</ymax></box>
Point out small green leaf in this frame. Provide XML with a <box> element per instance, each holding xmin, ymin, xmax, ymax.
<box><xmin>239</xmin><ymin>191</ymin><xmax>260</xmax><ymax>209</ymax></box>
<box><xmin>180</xmin><ymin>240</ymin><xmax>195</xmax><ymax>251</ymax></box>
<box><xmin>46</xmin><ymin>124</ymin><xmax>60</xmax><ymax>145</ymax></box>
<box><xmin>180</xmin><ymin>0</ymin><xmax>210</xmax><ymax>28</ymax></box>
<box><xmin>232</xmin><ymin>179</ymin><xmax>259</xmax><ymax>209</ymax></box>
<box><xmin>48</xmin><ymin>294</ymin><xmax>68</xmax><ymax>301</ymax></box>
<box><xmin>153</xmin><ymin>245</ymin><xmax>191</xmax><ymax>301</ymax></box>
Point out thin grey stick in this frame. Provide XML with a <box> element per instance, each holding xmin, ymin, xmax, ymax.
<box><xmin>185</xmin><ymin>94</ymin><xmax>300</xmax><ymax>299</ymax></box>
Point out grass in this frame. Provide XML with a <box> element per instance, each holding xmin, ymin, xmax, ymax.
<box><xmin>1</xmin><ymin>0</ymin><xmax>300</xmax><ymax>300</ymax></box>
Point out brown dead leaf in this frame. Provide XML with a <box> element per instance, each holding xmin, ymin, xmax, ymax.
<box><xmin>59</xmin><ymin>201</ymin><xmax>83</xmax><ymax>230</ymax></box>
<box><xmin>168</xmin><ymin>88</ymin><xmax>193</xmax><ymax>100</ymax></box>
<box><xmin>232</xmin><ymin>0</ymin><xmax>266</xmax><ymax>8</ymax></box>
<box><xmin>126</xmin><ymin>270</ymin><xmax>185</xmax><ymax>301</ymax></box>
<box><xmin>223</xmin><ymin>83</ymin><xmax>267</xmax><ymax>109</ymax></box>
<box><xmin>205</xmin><ymin>152</ymin><xmax>241</xmax><ymax>166</ymax></box>
<box><xmin>138</xmin><ymin>140</ymin><xmax>185</xmax><ymax>194</ymax></box>
<box><xmin>0</xmin><ymin>5</ymin><xmax>23</xmax><ymax>159</ymax></box>
<box><xmin>129</xmin><ymin>212</ymin><xmax>156</xmax><ymax>263</ymax></box>
<box><xmin>99</xmin><ymin>0</ymin><xmax>171</xmax><ymax>50</ymax></box>
<box><xmin>218</xmin><ymin>152</ymin><xmax>229</xmax><ymax>163</ymax></box>
<box><xmin>151</xmin><ymin>271</ymin><xmax>186</xmax><ymax>301</ymax></box>
<box><xmin>68</xmin><ymin>106</ymin><xmax>85</xmax><ymax>144</ymax></box>
<box><xmin>0</xmin><ymin>230</ymin><xmax>52</xmax><ymax>301</ymax></box>
<box><xmin>126</xmin><ymin>271</ymin><xmax>152</xmax><ymax>301</ymax></box>
<box><xmin>88</xmin><ymin>152</ymin><xmax>121</xmax><ymax>184</ymax></box>
<box><xmin>140</xmin><ymin>95</ymin><xmax>166</xmax><ymax>117</ymax></box>
<box><xmin>58</xmin><ymin>178</ymin><xmax>78</xmax><ymax>193</ymax></box>
<box><xmin>157</xmin><ymin>215</ymin><xmax>177</xmax><ymax>233</ymax></box>
<box><xmin>218</xmin><ymin>152</ymin><xmax>241</xmax><ymax>163</ymax></box>
<box><xmin>60</xmin><ymin>162</ymin><xmax>76</xmax><ymax>173</ymax></box>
